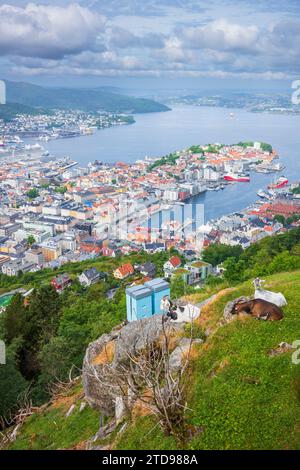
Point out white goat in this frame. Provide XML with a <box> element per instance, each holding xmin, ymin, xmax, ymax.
<box><xmin>253</xmin><ymin>278</ymin><xmax>287</xmax><ymax>307</ymax></box>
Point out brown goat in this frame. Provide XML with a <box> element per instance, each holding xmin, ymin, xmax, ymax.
<box><xmin>233</xmin><ymin>298</ymin><xmax>283</xmax><ymax>321</ymax></box>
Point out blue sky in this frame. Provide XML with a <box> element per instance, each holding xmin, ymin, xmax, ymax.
<box><xmin>0</xmin><ymin>1</ymin><xmax>299</xmax><ymax>89</ymax></box>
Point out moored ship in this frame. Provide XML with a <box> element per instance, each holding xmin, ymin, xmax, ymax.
<box><xmin>268</xmin><ymin>176</ymin><xmax>288</xmax><ymax>189</ymax></box>
<box><xmin>223</xmin><ymin>172</ymin><xmax>250</xmax><ymax>182</ymax></box>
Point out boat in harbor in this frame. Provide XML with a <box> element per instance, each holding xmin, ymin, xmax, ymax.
<box><xmin>223</xmin><ymin>172</ymin><xmax>250</xmax><ymax>182</ymax></box>
<box><xmin>268</xmin><ymin>176</ymin><xmax>288</xmax><ymax>189</ymax></box>
<box><xmin>257</xmin><ymin>189</ymin><xmax>273</xmax><ymax>199</ymax></box>
<box><xmin>257</xmin><ymin>189</ymin><xmax>267</xmax><ymax>198</ymax></box>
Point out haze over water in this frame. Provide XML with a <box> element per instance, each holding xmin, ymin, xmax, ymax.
<box><xmin>44</xmin><ymin>105</ymin><xmax>300</xmax><ymax>222</ymax></box>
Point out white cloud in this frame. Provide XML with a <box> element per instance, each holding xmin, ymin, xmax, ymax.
<box><xmin>178</xmin><ymin>19</ymin><xmax>259</xmax><ymax>53</ymax></box>
<box><xmin>0</xmin><ymin>3</ymin><xmax>106</xmax><ymax>59</ymax></box>
<box><xmin>1</xmin><ymin>2</ymin><xmax>300</xmax><ymax>80</ymax></box>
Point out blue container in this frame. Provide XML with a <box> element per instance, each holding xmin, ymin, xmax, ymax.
<box><xmin>144</xmin><ymin>278</ymin><xmax>170</xmax><ymax>315</ymax></box>
<box><xmin>126</xmin><ymin>285</ymin><xmax>152</xmax><ymax>322</ymax></box>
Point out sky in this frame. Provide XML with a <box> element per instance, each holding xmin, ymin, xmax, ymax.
<box><xmin>0</xmin><ymin>1</ymin><xmax>299</xmax><ymax>90</ymax></box>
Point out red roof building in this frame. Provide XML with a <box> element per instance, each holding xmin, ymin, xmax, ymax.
<box><xmin>51</xmin><ymin>274</ymin><xmax>72</xmax><ymax>292</ymax></box>
<box><xmin>169</xmin><ymin>256</ymin><xmax>182</xmax><ymax>268</ymax></box>
<box><xmin>113</xmin><ymin>263</ymin><xmax>134</xmax><ymax>279</ymax></box>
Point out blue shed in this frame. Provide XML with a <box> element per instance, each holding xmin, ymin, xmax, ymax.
<box><xmin>144</xmin><ymin>278</ymin><xmax>170</xmax><ymax>315</ymax></box>
<box><xmin>126</xmin><ymin>285</ymin><xmax>153</xmax><ymax>322</ymax></box>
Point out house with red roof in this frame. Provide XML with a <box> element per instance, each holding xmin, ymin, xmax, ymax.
<box><xmin>51</xmin><ymin>274</ymin><xmax>72</xmax><ymax>292</ymax></box>
<box><xmin>113</xmin><ymin>263</ymin><xmax>134</xmax><ymax>280</ymax></box>
<box><xmin>163</xmin><ymin>255</ymin><xmax>182</xmax><ymax>278</ymax></box>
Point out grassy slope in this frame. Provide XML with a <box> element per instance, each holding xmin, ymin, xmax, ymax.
<box><xmin>6</xmin><ymin>382</ymin><xmax>99</xmax><ymax>451</ymax></box>
<box><xmin>115</xmin><ymin>270</ymin><xmax>300</xmax><ymax>450</ymax></box>
<box><xmin>5</xmin><ymin>270</ymin><xmax>300</xmax><ymax>450</ymax></box>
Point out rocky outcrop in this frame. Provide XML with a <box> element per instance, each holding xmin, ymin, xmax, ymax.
<box><xmin>169</xmin><ymin>337</ymin><xmax>203</xmax><ymax>372</ymax></box>
<box><xmin>114</xmin><ymin>314</ymin><xmax>184</xmax><ymax>365</ymax></box>
<box><xmin>82</xmin><ymin>315</ymin><xmax>187</xmax><ymax>417</ymax></box>
<box><xmin>82</xmin><ymin>331</ymin><xmax>119</xmax><ymax>416</ymax></box>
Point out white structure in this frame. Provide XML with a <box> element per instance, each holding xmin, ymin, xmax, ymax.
<box><xmin>0</xmin><ymin>340</ymin><xmax>5</xmax><ymax>365</ymax></box>
<box><xmin>0</xmin><ymin>80</ymin><xmax>6</xmax><ymax>105</ymax></box>
<box><xmin>253</xmin><ymin>278</ymin><xmax>287</xmax><ymax>307</ymax></box>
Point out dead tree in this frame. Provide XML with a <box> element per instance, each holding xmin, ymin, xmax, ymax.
<box><xmin>89</xmin><ymin>317</ymin><xmax>195</xmax><ymax>446</ymax></box>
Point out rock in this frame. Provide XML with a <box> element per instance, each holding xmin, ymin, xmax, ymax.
<box><xmin>223</xmin><ymin>296</ymin><xmax>251</xmax><ymax>322</ymax></box>
<box><xmin>169</xmin><ymin>338</ymin><xmax>203</xmax><ymax>372</ymax></box>
<box><xmin>115</xmin><ymin>396</ymin><xmax>127</xmax><ymax>425</ymax></box>
<box><xmin>65</xmin><ymin>404</ymin><xmax>75</xmax><ymax>418</ymax></box>
<box><xmin>82</xmin><ymin>333</ymin><xmax>119</xmax><ymax>416</ymax></box>
<box><xmin>168</xmin><ymin>338</ymin><xmax>191</xmax><ymax>372</ymax></box>
<box><xmin>268</xmin><ymin>341</ymin><xmax>295</xmax><ymax>357</ymax></box>
<box><xmin>278</xmin><ymin>342</ymin><xmax>293</xmax><ymax>350</ymax></box>
<box><xmin>114</xmin><ymin>314</ymin><xmax>185</xmax><ymax>365</ymax></box>
<box><xmin>79</xmin><ymin>402</ymin><xmax>87</xmax><ymax>412</ymax></box>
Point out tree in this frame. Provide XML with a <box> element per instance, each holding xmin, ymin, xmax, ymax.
<box><xmin>223</xmin><ymin>257</ymin><xmax>246</xmax><ymax>283</ymax></box>
<box><xmin>26</xmin><ymin>188</ymin><xmax>39</xmax><ymax>199</ymax></box>
<box><xmin>54</xmin><ymin>186</ymin><xmax>67</xmax><ymax>194</ymax></box>
<box><xmin>18</xmin><ymin>285</ymin><xmax>61</xmax><ymax>378</ymax></box>
<box><xmin>23</xmin><ymin>285</ymin><xmax>61</xmax><ymax>346</ymax></box>
<box><xmin>3</xmin><ymin>294</ymin><xmax>26</xmax><ymax>344</ymax></box>
<box><xmin>171</xmin><ymin>276</ymin><xmax>186</xmax><ymax>299</ymax></box>
<box><xmin>202</xmin><ymin>243</ymin><xmax>243</xmax><ymax>266</ymax></box>
<box><xmin>274</xmin><ymin>214</ymin><xmax>286</xmax><ymax>226</ymax></box>
<box><xmin>0</xmin><ymin>340</ymin><xmax>28</xmax><ymax>428</ymax></box>
<box><xmin>38</xmin><ymin>336</ymin><xmax>74</xmax><ymax>382</ymax></box>
<box><xmin>27</xmin><ymin>235</ymin><xmax>36</xmax><ymax>247</ymax></box>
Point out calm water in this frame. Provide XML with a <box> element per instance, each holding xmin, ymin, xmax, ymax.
<box><xmin>44</xmin><ymin>105</ymin><xmax>300</xmax><ymax>221</ymax></box>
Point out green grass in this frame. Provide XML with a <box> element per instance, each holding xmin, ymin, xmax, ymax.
<box><xmin>115</xmin><ymin>270</ymin><xmax>300</xmax><ymax>450</ymax></box>
<box><xmin>7</xmin><ymin>384</ymin><xmax>99</xmax><ymax>450</ymax></box>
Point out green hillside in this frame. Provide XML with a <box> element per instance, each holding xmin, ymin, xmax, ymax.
<box><xmin>104</xmin><ymin>270</ymin><xmax>300</xmax><ymax>450</ymax></box>
<box><xmin>0</xmin><ymin>103</ymin><xmax>50</xmax><ymax>122</ymax></box>
<box><xmin>3</xmin><ymin>269</ymin><xmax>300</xmax><ymax>450</ymax></box>
<box><xmin>5</xmin><ymin>80</ymin><xmax>170</xmax><ymax>114</ymax></box>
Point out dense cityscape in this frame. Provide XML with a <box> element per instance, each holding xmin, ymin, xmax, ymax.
<box><xmin>0</xmin><ymin>129</ymin><xmax>299</xmax><ymax>286</ymax></box>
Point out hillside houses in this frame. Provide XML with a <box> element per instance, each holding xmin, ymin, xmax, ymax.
<box><xmin>2</xmin><ymin>259</ymin><xmax>39</xmax><ymax>276</ymax></box>
<box><xmin>167</xmin><ymin>260</ymin><xmax>213</xmax><ymax>285</ymax></box>
<box><xmin>134</xmin><ymin>262</ymin><xmax>156</xmax><ymax>278</ymax></box>
<box><xmin>78</xmin><ymin>268</ymin><xmax>107</xmax><ymax>287</ymax></box>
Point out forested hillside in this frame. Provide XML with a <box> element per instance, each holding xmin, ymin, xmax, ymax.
<box><xmin>5</xmin><ymin>81</ymin><xmax>170</xmax><ymax>114</ymax></box>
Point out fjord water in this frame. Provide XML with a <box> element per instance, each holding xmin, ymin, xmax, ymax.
<box><xmin>45</xmin><ymin>105</ymin><xmax>300</xmax><ymax>221</ymax></box>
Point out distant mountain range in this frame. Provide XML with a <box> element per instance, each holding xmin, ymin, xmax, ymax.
<box><xmin>3</xmin><ymin>80</ymin><xmax>170</xmax><ymax>115</ymax></box>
